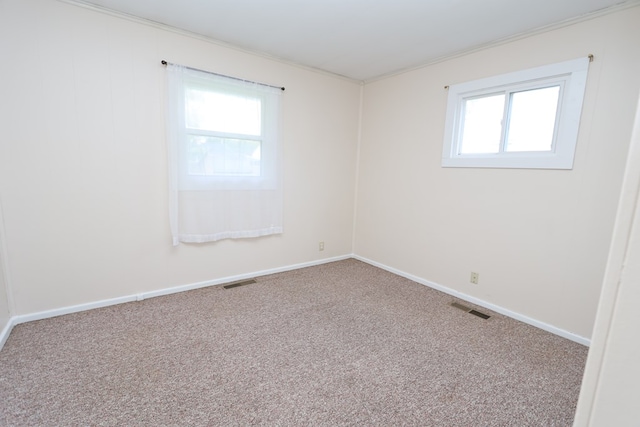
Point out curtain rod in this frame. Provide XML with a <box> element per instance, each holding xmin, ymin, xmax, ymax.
<box><xmin>161</xmin><ymin>60</ymin><xmax>285</xmax><ymax>91</ymax></box>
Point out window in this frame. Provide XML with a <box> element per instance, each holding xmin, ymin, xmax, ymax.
<box><xmin>442</xmin><ymin>57</ymin><xmax>590</xmax><ymax>169</ymax></box>
<box><xmin>185</xmin><ymin>87</ymin><xmax>263</xmax><ymax>177</ymax></box>
<box><xmin>165</xmin><ymin>64</ymin><xmax>283</xmax><ymax>245</ymax></box>
<box><xmin>177</xmin><ymin>71</ymin><xmax>281</xmax><ymax>191</ymax></box>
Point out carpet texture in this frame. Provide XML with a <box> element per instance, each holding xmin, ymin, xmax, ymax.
<box><xmin>0</xmin><ymin>259</ymin><xmax>588</xmax><ymax>426</ymax></box>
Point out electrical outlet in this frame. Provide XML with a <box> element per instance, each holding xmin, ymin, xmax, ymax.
<box><xmin>319</xmin><ymin>241</ymin><xmax>325</xmax><ymax>251</ymax></box>
<box><xmin>470</xmin><ymin>272</ymin><xmax>479</xmax><ymax>284</ymax></box>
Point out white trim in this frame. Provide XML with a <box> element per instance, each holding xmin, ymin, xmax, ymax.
<box><xmin>0</xmin><ymin>197</ymin><xmax>16</xmax><ymax>352</ymax></box>
<box><xmin>140</xmin><ymin>255</ymin><xmax>351</xmax><ymax>300</ymax></box>
<box><xmin>58</xmin><ymin>0</ymin><xmax>359</xmax><ymax>84</ymax></box>
<box><xmin>12</xmin><ymin>295</ymin><xmax>138</xmax><ymax>326</ymax></box>
<box><xmin>0</xmin><ymin>253</ymin><xmax>590</xmax><ymax>350</ymax></box>
<box><xmin>0</xmin><ymin>316</ymin><xmax>15</xmax><ymax>350</ymax></box>
<box><xmin>442</xmin><ymin>57</ymin><xmax>589</xmax><ymax>170</ymax></box>
<box><xmin>59</xmin><ymin>0</ymin><xmax>640</xmax><ymax>85</ymax></box>
<box><xmin>364</xmin><ymin>1</ymin><xmax>640</xmax><ymax>84</ymax></box>
<box><xmin>0</xmin><ymin>197</ymin><xmax>15</xmax><ymax>317</ymax></box>
<box><xmin>353</xmin><ymin>254</ymin><xmax>590</xmax><ymax>346</ymax></box>
<box><xmin>0</xmin><ymin>254</ymin><xmax>351</xmax><ymax>351</ymax></box>
<box><xmin>573</xmin><ymin>94</ymin><xmax>640</xmax><ymax>424</ymax></box>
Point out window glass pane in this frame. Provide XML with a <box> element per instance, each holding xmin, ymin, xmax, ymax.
<box><xmin>505</xmin><ymin>86</ymin><xmax>559</xmax><ymax>152</ymax></box>
<box><xmin>187</xmin><ymin>135</ymin><xmax>261</xmax><ymax>176</ymax></box>
<box><xmin>459</xmin><ymin>94</ymin><xmax>505</xmax><ymax>154</ymax></box>
<box><xmin>185</xmin><ymin>88</ymin><xmax>261</xmax><ymax>136</ymax></box>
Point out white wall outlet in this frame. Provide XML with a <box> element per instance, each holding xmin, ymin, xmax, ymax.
<box><xmin>470</xmin><ymin>272</ymin><xmax>479</xmax><ymax>284</ymax></box>
<box><xmin>319</xmin><ymin>241</ymin><xmax>325</xmax><ymax>251</ymax></box>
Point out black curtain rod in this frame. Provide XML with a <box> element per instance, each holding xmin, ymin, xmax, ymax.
<box><xmin>161</xmin><ymin>60</ymin><xmax>285</xmax><ymax>91</ymax></box>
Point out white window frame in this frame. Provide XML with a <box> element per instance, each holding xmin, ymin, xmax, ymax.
<box><xmin>179</xmin><ymin>72</ymin><xmax>280</xmax><ymax>191</ymax></box>
<box><xmin>441</xmin><ymin>57</ymin><xmax>590</xmax><ymax>169</ymax></box>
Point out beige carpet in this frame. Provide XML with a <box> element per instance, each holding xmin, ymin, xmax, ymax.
<box><xmin>0</xmin><ymin>259</ymin><xmax>587</xmax><ymax>426</ymax></box>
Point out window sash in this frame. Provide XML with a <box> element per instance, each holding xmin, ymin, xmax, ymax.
<box><xmin>184</xmin><ymin>82</ymin><xmax>264</xmax><ymax>136</ymax></box>
<box><xmin>456</xmin><ymin>81</ymin><xmax>565</xmax><ymax>157</ymax></box>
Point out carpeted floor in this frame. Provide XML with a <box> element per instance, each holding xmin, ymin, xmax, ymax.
<box><xmin>0</xmin><ymin>259</ymin><xmax>588</xmax><ymax>426</ymax></box>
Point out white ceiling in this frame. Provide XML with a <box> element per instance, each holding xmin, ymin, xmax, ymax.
<box><xmin>79</xmin><ymin>0</ymin><xmax>637</xmax><ymax>81</ymax></box>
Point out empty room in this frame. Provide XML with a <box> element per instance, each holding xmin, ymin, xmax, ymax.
<box><xmin>1</xmin><ymin>0</ymin><xmax>639</xmax><ymax>425</ymax></box>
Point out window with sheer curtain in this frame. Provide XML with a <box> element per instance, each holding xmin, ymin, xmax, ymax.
<box><xmin>165</xmin><ymin>64</ymin><xmax>283</xmax><ymax>245</ymax></box>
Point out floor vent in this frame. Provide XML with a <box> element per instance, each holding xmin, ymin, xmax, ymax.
<box><xmin>450</xmin><ymin>302</ymin><xmax>490</xmax><ymax>319</ymax></box>
<box><xmin>468</xmin><ymin>309</ymin><xmax>491</xmax><ymax>319</ymax></box>
<box><xmin>223</xmin><ymin>279</ymin><xmax>257</xmax><ymax>289</ymax></box>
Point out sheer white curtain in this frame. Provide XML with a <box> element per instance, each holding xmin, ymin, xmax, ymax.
<box><xmin>165</xmin><ymin>64</ymin><xmax>283</xmax><ymax>245</ymax></box>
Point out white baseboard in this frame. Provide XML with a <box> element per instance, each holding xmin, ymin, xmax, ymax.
<box><xmin>353</xmin><ymin>255</ymin><xmax>591</xmax><ymax>347</ymax></box>
<box><xmin>0</xmin><ymin>254</ymin><xmax>352</xmax><ymax>351</ymax></box>
<box><xmin>0</xmin><ymin>316</ymin><xmax>15</xmax><ymax>350</ymax></box>
<box><xmin>0</xmin><ymin>253</ymin><xmax>589</xmax><ymax>350</ymax></box>
<box><xmin>139</xmin><ymin>254</ymin><xmax>352</xmax><ymax>300</ymax></box>
<box><xmin>12</xmin><ymin>295</ymin><xmax>139</xmax><ymax>326</ymax></box>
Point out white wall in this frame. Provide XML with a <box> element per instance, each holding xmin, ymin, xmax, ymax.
<box><xmin>573</xmin><ymin>95</ymin><xmax>640</xmax><ymax>426</ymax></box>
<box><xmin>0</xmin><ymin>0</ymin><xmax>361</xmax><ymax>315</ymax></box>
<box><xmin>354</xmin><ymin>6</ymin><xmax>640</xmax><ymax>339</ymax></box>
<box><xmin>1</xmin><ymin>0</ymin><xmax>639</xmax><ymax>346</ymax></box>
